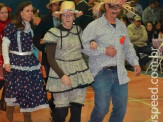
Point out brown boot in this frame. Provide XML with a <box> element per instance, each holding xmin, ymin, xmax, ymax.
<box><xmin>23</xmin><ymin>112</ymin><xmax>32</xmax><ymax>122</ymax></box>
<box><xmin>6</xmin><ymin>106</ymin><xmax>15</xmax><ymax>122</ymax></box>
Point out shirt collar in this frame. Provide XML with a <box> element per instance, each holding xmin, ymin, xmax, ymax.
<box><xmin>101</xmin><ymin>14</ymin><xmax>117</xmax><ymax>27</ymax></box>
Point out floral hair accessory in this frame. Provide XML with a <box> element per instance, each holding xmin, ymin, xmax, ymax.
<box><xmin>119</xmin><ymin>35</ymin><xmax>125</xmax><ymax>45</ymax></box>
<box><xmin>7</xmin><ymin>7</ymin><xmax>12</xmax><ymax>12</ymax></box>
<box><xmin>62</xmin><ymin>9</ymin><xmax>74</xmax><ymax>14</ymax></box>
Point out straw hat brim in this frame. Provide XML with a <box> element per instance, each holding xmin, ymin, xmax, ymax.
<box><xmin>53</xmin><ymin>10</ymin><xmax>83</xmax><ymax>19</ymax></box>
<box><xmin>93</xmin><ymin>0</ymin><xmax>138</xmax><ymax>17</ymax></box>
<box><xmin>46</xmin><ymin>0</ymin><xmax>64</xmax><ymax>9</ymax></box>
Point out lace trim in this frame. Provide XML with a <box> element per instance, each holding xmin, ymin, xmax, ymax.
<box><xmin>5</xmin><ymin>98</ymin><xmax>19</xmax><ymax>106</ymax></box>
<box><xmin>17</xmin><ymin>31</ymin><xmax>22</xmax><ymax>52</ymax></box>
<box><xmin>47</xmin><ymin>25</ymin><xmax>82</xmax><ymax>38</ymax></box>
<box><xmin>5</xmin><ymin>98</ymin><xmax>49</xmax><ymax>112</ymax></box>
<box><xmin>49</xmin><ymin>67</ymin><xmax>89</xmax><ymax>79</ymax></box>
<box><xmin>20</xmin><ymin>104</ymin><xmax>49</xmax><ymax>112</ymax></box>
<box><xmin>5</xmin><ymin>98</ymin><xmax>16</xmax><ymax>102</ymax></box>
<box><xmin>17</xmin><ymin>28</ymin><xmax>34</xmax><ymax>53</ymax></box>
<box><xmin>10</xmin><ymin>64</ymin><xmax>41</xmax><ymax>71</ymax></box>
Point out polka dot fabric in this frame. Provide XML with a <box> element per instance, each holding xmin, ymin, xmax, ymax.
<box><xmin>3</xmin><ymin>23</ymin><xmax>48</xmax><ymax>112</ymax></box>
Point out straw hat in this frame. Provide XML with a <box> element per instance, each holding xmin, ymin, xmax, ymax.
<box><xmin>100</xmin><ymin>0</ymin><xmax>126</xmax><ymax>5</ymax></box>
<box><xmin>46</xmin><ymin>0</ymin><xmax>64</xmax><ymax>9</ymax></box>
<box><xmin>93</xmin><ymin>0</ymin><xmax>138</xmax><ymax>17</ymax></box>
<box><xmin>53</xmin><ymin>1</ymin><xmax>83</xmax><ymax>18</ymax></box>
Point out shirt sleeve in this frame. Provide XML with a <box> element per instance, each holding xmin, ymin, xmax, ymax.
<box><xmin>3</xmin><ymin>23</ymin><xmax>17</xmax><ymax>40</ymax></box>
<box><xmin>2</xmin><ymin>37</ymin><xmax>10</xmax><ymax>65</ymax></box>
<box><xmin>142</xmin><ymin>8</ymin><xmax>148</xmax><ymax>25</ymax></box>
<box><xmin>46</xmin><ymin>43</ymin><xmax>65</xmax><ymax>78</ymax></box>
<box><xmin>43</xmin><ymin>28</ymin><xmax>58</xmax><ymax>44</ymax></box>
<box><xmin>82</xmin><ymin>22</ymin><xmax>106</xmax><ymax>56</ymax></box>
<box><xmin>140</xmin><ymin>26</ymin><xmax>148</xmax><ymax>42</ymax></box>
<box><xmin>2</xmin><ymin>23</ymin><xmax>16</xmax><ymax>65</ymax></box>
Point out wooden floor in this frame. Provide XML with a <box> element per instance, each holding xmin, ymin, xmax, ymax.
<box><xmin>0</xmin><ymin>71</ymin><xmax>163</xmax><ymax>122</ymax></box>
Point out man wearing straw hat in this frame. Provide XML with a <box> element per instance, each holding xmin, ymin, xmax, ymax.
<box><xmin>82</xmin><ymin>0</ymin><xmax>141</xmax><ymax>122</ymax></box>
<box><xmin>33</xmin><ymin>0</ymin><xmax>64</xmax><ymax>120</ymax></box>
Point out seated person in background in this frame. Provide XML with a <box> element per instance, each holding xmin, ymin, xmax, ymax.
<box><xmin>142</xmin><ymin>0</ymin><xmax>160</xmax><ymax>25</ymax></box>
<box><xmin>128</xmin><ymin>15</ymin><xmax>152</xmax><ymax>70</ymax></box>
<box><xmin>153</xmin><ymin>20</ymin><xmax>163</xmax><ymax>39</ymax></box>
<box><xmin>124</xmin><ymin>0</ymin><xmax>143</xmax><ymax>23</ymax></box>
<box><xmin>145</xmin><ymin>21</ymin><xmax>154</xmax><ymax>45</ymax></box>
<box><xmin>132</xmin><ymin>0</ymin><xmax>143</xmax><ymax>16</ymax></box>
<box><xmin>120</xmin><ymin>15</ymin><xmax>131</xmax><ymax>26</ymax></box>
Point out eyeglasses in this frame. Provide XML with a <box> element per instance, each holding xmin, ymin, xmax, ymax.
<box><xmin>62</xmin><ymin>13</ymin><xmax>74</xmax><ymax>17</ymax></box>
<box><xmin>108</xmin><ymin>4</ymin><xmax>122</xmax><ymax>10</ymax></box>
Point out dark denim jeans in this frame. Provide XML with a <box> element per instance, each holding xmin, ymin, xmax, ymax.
<box><xmin>89</xmin><ymin>68</ymin><xmax>128</xmax><ymax>122</ymax></box>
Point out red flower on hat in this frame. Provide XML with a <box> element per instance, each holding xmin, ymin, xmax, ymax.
<box><xmin>7</xmin><ymin>7</ymin><xmax>12</xmax><ymax>12</ymax></box>
<box><xmin>119</xmin><ymin>35</ymin><xmax>125</xmax><ymax>45</ymax></box>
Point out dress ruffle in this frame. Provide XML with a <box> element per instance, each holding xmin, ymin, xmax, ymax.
<box><xmin>46</xmin><ymin>59</ymin><xmax>94</xmax><ymax>92</ymax></box>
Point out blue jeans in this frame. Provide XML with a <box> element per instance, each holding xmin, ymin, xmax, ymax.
<box><xmin>89</xmin><ymin>68</ymin><xmax>128</xmax><ymax>122</ymax></box>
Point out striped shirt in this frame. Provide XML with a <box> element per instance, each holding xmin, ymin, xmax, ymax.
<box><xmin>82</xmin><ymin>14</ymin><xmax>139</xmax><ymax>85</ymax></box>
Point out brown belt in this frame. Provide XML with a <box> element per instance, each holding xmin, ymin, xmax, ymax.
<box><xmin>104</xmin><ymin>66</ymin><xmax>117</xmax><ymax>70</ymax></box>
